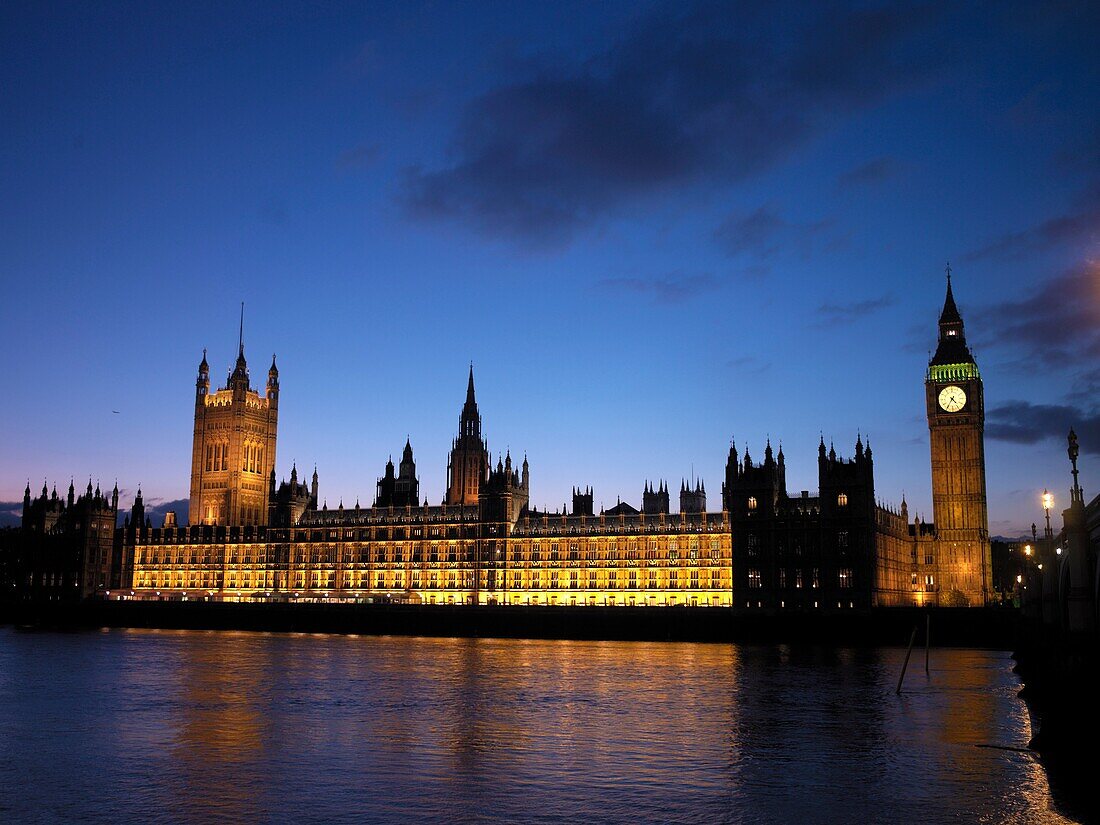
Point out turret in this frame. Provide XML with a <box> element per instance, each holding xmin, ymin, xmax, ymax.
<box><xmin>572</xmin><ymin>486</ymin><xmax>594</xmax><ymax>517</ymax></box>
<box><xmin>311</xmin><ymin>467</ymin><xmax>319</xmax><ymax>505</ymax></box>
<box><xmin>228</xmin><ymin>303</ymin><xmax>249</xmax><ymax>394</ymax></box>
<box><xmin>680</xmin><ymin>478</ymin><xmax>706</xmax><ymax>514</ymax></box>
<box><xmin>197</xmin><ymin>348</ymin><xmax>210</xmax><ymax>400</ymax></box>
<box><xmin>267</xmin><ymin>353</ymin><xmax>279</xmax><ymax>404</ymax></box>
<box><xmin>131</xmin><ymin>486</ymin><xmax>146</xmax><ymax>530</ymax></box>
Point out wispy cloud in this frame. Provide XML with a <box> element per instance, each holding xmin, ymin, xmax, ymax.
<box><xmin>837</xmin><ymin>156</ymin><xmax>900</xmax><ymax>188</ymax></box>
<box><xmin>337</xmin><ymin>143</ymin><xmax>381</xmax><ymax>171</ymax></box>
<box><xmin>712</xmin><ymin>205</ymin><xmax>834</xmax><ymax>260</ymax></box>
<box><xmin>600</xmin><ymin>273</ymin><xmax>719</xmax><ymax>304</ymax></box>
<box><xmin>725</xmin><ymin>355</ymin><xmax>771</xmax><ymax>375</ymax></box>
<box><xmin>963</xmin><ymin>184</ymin><xmax>1100</xmax><ymax>261</ymax></box>
<box><xmin>815</xmin><ymin>295</ymin><xmax>894</xmax><ymax>326</ymax></box>
<box><xmin>974</xmin><ymin>262</ymin><xmax>1100</xmax><ymax>366</ymax></box>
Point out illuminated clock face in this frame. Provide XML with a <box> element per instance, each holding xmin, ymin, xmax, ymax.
<box><xmin>938</xmin><ymin>385</ymin><xmax>967</xmax><ymax>412</ymax></box>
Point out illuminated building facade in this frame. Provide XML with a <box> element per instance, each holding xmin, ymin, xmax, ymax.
<box><xmin>189</xmin><ymin>327</ymin><xmax>279</xmax><ymax>527</ymax></box>
<box><xmin>922</xmin><ymin>271</ymin><xmax>992</xmax><ymax>604</ymax></box>
<box><xmin>121</xmin><ymin>277</ymin><xmax>991</xmax><ymax>607</ymax></box>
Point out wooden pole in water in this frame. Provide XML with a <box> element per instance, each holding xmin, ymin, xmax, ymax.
<box><xmin>896</xmin><ymin>625</ymin><xmax>918</xmax><ymax>695</ymax></box>
<box><xmin>924</xmin><ymin>613</ymin><xmax>930</xmax><ymax>675</ymax></box>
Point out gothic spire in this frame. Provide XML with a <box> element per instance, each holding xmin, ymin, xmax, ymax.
<box><xmin>939</xmin><ymin>263</ymin><xmax>962</xmax><ymax>326</ymax></box>
<box><xmin>931</xmin><ymin>264</ymin><xmax>973</xmax><ymax>366</ymax></box>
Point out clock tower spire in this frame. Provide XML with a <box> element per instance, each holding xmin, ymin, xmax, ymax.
<box><xmin>925</xmin><ymin>267</ymin><xmax>990</xmax><ymax>605</ymax></box>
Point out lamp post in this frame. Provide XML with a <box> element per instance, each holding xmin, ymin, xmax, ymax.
<box><xmin>1042</xmin><ymin>490</ymin><xmax>1054</xmax><ymax>540</ymax></box>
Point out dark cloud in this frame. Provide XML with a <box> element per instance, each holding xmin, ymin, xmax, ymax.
<box><xmin>816</xmin><ymin>296</ymin><xmax>894</xmax><ymax>326</ymax></box>
<box><xmin>987</xmin><ymin>401</ymin><xmax>1100</xmax><ymax>456</ymax></box>
<box><xmin>0</xmin><ymin>502</ymin><xmax>22</xmax><ymax>528</ymax></box>
<box><xmin>399</xmin><ymin>2</ymin><xmax>947</xmax><ymax>247</ymax></box>
<box><xmin>974</xmin><ymin>262</ymin><xmax>1100</xmax><ymax>366</ymax></box>
<box><xmin>963</xmin><ymin>184</ymin><xmax>1100</xmax><ymax>262</ymax></box>
<box><xmin>600</xmin><ymin>273</ymin><xmax>718</xmax><ymax>303</ymax></box>
<box><xmin>838</xmin><ymin>156</ymin><xmax>900</xmax><ymax>188</ymax></box>
<box><xmin>141</xmin><ymin>498</ymin><xmax>189</xmax><ymax>527</ymax></box>
<box><xmin>114</xmin><ymin>496</ymin><xmax>189</xmax><ymax>527</ymax></box>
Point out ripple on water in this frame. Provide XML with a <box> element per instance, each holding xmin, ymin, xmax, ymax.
<box><xmin>0</xmin><ymin>629</ymin><xmax>1078</xmax><ymax>824</ymax></box>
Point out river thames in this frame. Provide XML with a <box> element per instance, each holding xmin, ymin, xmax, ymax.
<box><xmin>0</xmin><ymin>627</ymin><xmax>1080</xmax><ymax>823</ymax></box>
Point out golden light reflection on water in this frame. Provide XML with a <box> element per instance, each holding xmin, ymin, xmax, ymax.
<box><xmin>0</xmin><ymin>629</ymin><xmax>1080</xmax><ymax>824</ymax></box>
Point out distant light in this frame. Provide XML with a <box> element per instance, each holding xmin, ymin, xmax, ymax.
<box><xmin>1056</xmin><ymin>547</ymin><xmax>1062</xmax><ymax>555</ymax></box>
<box><xmin>1016</xmin><ymin>575</ymin><xmax>1022</xmax><ymax>584</ymax></box>
<box><xmin>1043</xmin><ymin>491</ymin><xmax>1054</xmax><ymax>511</ymax></box>
<box><xmin>1024</xmin><ymin>545</ymin><xmax>1032</xmax><ymax>556</ymax></box>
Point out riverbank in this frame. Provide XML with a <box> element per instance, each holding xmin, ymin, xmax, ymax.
<box><xmin>2</xmin><ymin>600</ymin><xmax>1019</xmax><ymax>647</ymax></box>
<box><xmin>1012</xmin><ymin>624</ymin><xmax>1099</xmax><ymax>822</ymax></box>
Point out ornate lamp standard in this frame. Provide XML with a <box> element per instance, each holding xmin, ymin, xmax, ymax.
<box><xmin>1042</xmin><ymin>490</ymin><xmax>1054</xmax><ymax>541</ymax></box>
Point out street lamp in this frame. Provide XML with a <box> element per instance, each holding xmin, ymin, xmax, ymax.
<box><xmin>1042</xmin><ymin>490</ymin><xmax>1054</xmax><ymax>539</ymax></box>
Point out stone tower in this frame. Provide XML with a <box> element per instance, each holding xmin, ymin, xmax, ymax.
<box><xmin>925</xmin><ymin>269</ymin><xmax>991</xmax><ymax>604</ymax></box>
<box><xmin>188</xmin><ymin>312</ymin><xmax>278</xmax><ymax>526</ymax></box>
<box><xmin>445</xmin><ymin>366</ymin><xmax>488</xmax><ymax>506</ymax></box>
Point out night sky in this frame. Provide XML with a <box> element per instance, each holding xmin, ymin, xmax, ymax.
<box><xmin>2</xmin><ymin>1</ymin><xmax>1097</xmax><ymax>535</ymax></box>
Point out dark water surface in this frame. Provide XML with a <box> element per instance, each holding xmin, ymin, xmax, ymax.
<box><xmin>0</xmin><ymin>628</ymin><xmax>1077</xmax><ymax>824</ymax></box>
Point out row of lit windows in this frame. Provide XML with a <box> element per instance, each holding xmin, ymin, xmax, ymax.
<box><xmin>746</xmin><ymin>493</ymin><xmax>849</xmax><ymax>509</ymax></box>
<box><xmin>746</xmin><ymin>568</ymin><xmax>854</xmax><ymax>589</ymax></box>
<box><xmin>133</xmin><ymin>570</ymin><xmax>731</xmax><ymax>593</ymax></box>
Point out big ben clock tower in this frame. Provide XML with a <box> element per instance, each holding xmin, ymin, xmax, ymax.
<box><xmin>925</xmin><ymin>268</ymin><xmax>991</xmax><ymax>605</ymax></box>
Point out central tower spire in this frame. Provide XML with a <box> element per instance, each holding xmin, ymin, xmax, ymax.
<box><xmin>446</xmin><ymin>364</ymin><xmax>488</xmax><ymax>506</ymax></box>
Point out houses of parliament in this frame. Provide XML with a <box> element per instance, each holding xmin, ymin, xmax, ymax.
<box><xmin>14</xmin><ymin>277</ymin><xmax>993</xmax><ymax>608</ymax></box>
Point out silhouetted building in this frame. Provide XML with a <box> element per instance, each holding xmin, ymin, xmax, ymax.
<box><xmin>11</xmin><ymin>479</ymin><xmax>119</xmax><ymax>600</ymax></box>
<box><xmin>376</xmin><ymin>440</ymin><xmax>420</xmax><ymax>507</ymax></box>
<box><xmin>642</xmin><ymin>481</ymin><xmax>670</xmax><ymax>515</ymax></box>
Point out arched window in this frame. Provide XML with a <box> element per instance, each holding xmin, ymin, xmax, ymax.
<box><xmin>748</xmin><ymin>496</ymin><xmax>757</xmax><ymax>510</ymax></box>
<box><xmin>838</xmin><ymin>493</ymin><xmax>848</xmax><ymax>507</ymax></box>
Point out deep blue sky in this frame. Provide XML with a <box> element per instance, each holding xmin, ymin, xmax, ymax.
<box><xmin>2</xmin><ymin>1</ymin><xmax>1098</xmax><ymax>535</ymax></box>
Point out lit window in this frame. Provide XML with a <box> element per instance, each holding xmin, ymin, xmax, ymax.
<box><xmin>838</xmin><ymin>493</ymin><xmax>848</xmax><ymax>507</ymax></box>
<box><xmin>748</xmin><ymin>496</ymin><xmax>757</xmax><ymax>510</ymax></box>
